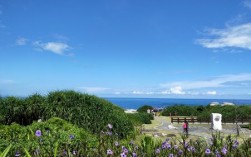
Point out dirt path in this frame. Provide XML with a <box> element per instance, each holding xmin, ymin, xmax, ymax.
<box><xmin>142</xmin><ymin>116</ymin><xmax>251</xmax><ymax>140</ymax></box>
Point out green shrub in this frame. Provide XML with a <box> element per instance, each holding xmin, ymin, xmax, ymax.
<box><xmin>161</xmin><ymin>105</ymin><xmax>251</xmax><ymax>123</ymax></box>
<box><xmin>1</xmin><ymin>120</ymin><xmax>251</xmax><ymax>156</ymax></box>
<box><xmin>43</xmin><ymin>90</ymin><xmax>134</xmax><ymax>138</ymax></box>
<box><xmin>0</xmin><ymin>117</ymin><xmax>97</xmax><ymax>157</ymax></box>
<box><xmin>161</xmin><ymin>105</ymin><xmax>198</xmax><ymax>116</ymax></box>
<box><xmin>127</xmin><ymin>113</ymin><xmax>153</xmax><ymax>126</ymax></box>
<box><xmin>0</xmin><ymin>90</ymin><xmax>134</xmax><ymax>139</ymax></box>
<box><xmin>137</xmin><ymin>105</ymin><xmax>153</xmax><ymax>113</ymax></box>
<box><xmin>0</xmin><ymin>94</ymin><xmax>45</xmax><ymax>125</ymax></box>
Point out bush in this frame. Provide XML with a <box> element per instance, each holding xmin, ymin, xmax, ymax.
<box><xmin>0</xmin><ymin>94</ymin><xmax>45</xmax><ymax>125</ymax></box>
<box><xmin>137</xmin><ymin>105</ymin><xmax>153</xmax><ymax>113</ymax></box>
<box><xmin>197</xmin><ymin>105</ymin><xmax>251</xmax><ymax>123</ymax></box>
<box><xmin>161</xmin><ymin>105</ymin><xmax>198</xmax><ymax>116</ymax></box>
<box><xmin>0</xmin><ymin>117</ymin><xmax>97</xmax><ymax>156</ymax></box>
<box><xmin>43</xmin><ymin>90</ymin><xmax>134</xmax><ymax>138</ymax></box>
<box><xmin>161</xmin><ymin>105</ymin><xmax>251</xmax><ymax>123</ymax></box>
<box><xmin>127</xmin><ymin>113</ymin><xmax>153</xmax><ymax>126</ymax></box>
<box><xmin>1</xmin><ymin>127</ymin><xmax>251</xmax><ymax>156</ymax></box>
<box><xmin>0</xmin><ymin>90</ymin><xmax>134</xmax><ymax>139</ymax></box>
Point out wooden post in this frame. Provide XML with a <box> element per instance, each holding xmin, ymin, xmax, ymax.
<box><xmin>178</xmin><ymin>117</ymin><xmax>180</xmax><ymax>124</ymax></box>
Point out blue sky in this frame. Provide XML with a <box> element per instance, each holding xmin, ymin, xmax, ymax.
<box><xmin>1</xmin><ymin>0</ymin><xmax>251</xmax><ymax>99</ymax></box>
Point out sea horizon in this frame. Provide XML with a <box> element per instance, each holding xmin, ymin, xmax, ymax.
<box><xmin>103</xmin><ymin>97</ymin><xmax>251</xmax><ymax>110</ymax></box>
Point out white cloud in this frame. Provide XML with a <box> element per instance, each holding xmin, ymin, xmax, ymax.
<box><xmin>161</xmin><ymin>90</ymin><xmax>170</xmax><ymax>94</ymax></box>
<box><xmin>161</xmin><ymin>73</ymin><xmax>251</xmax><ymax>90</ymax></box>
<box><xmin>16</xmin><ymin>38</ymin><xmax>28</xmax><ymax>46</ymax></box>
<box><xmin>197</xmin><ymin>23</ymin><xmax>251</xmax><ymax>50</ymax></box>
<box><xmin>145</xmin><ymin>92</ymin><xmax>154</xmax><ymax>95</ymax></box>
<box><xmin>170</xmin><ymin>86</ymin><xmax>185</xmax><ymax>94</ymax></box>
<box><xmin>78</xmin><ymin>87</ymin><xmax>109</xmax><ymax>93</ymax></box>
<box><xmin>206</xmin><ymin>91</ymin><xmax>217</xmax><ymax>95</ymax></box>
<box><xmin>161</xmin><ymin>86</ymin><xmax>185</xmax><ymax>95</ymax></box>
<box><xmin>131</xmin><ymin>90</ymin><xmax>154</xmax><ymax>95</ymax></box>
<box><xmin>33</xmin><ymin>41</ymin><xmax>70</xmax><ymax>55</ymax></box>
<box><xmin>132</xmin><ymin>91</ymin><xmax>144</xmax><ymax>95</ymax></box>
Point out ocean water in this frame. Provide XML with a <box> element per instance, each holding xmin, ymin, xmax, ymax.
<box><xmin>104</xmin><ymin>98</ymin><xmax>251</xmax><ymax>109</ymax></box>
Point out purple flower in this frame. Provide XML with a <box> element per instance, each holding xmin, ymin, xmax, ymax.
<box><xmin>174</xmin><ymin>145</ymin><xmax>178</xmax><ymax>150</ymax></box>
<box><xmin>169</xmin><ymin>153</ymin><xmax>174</xmax><ymax>157</ymax></box>
<box><xmin>178</xmin><ymin>149</ymin><xmax>183</xmax><ymax>155</ymax></box>
<box><xmin>155</xmin><ymin>148</ymin><xmax>160</xmax><ymax>154</ymax></box>
<box><xmin>166</xmin><ymin>138</ymin><xmax>170</xmax><ymax>142</ymax></box>
<box><xmin>191</xmin><ymin>146</ymin><xmax>196</xmax><ymax>152</ymax></box>
<box><xmin>221</xmin><ymin>147</ymin><xmax>227</xmax><ymax>155</ymax></box>
<box><xmin>187</xmin><ymin>147</ymin><xmax>191</xmax><ymax>152</ymax></box>
<box><xmin>132</xmin><ymin>152</ymin><xmax>137</xmax><ymax>157</ymax></box>
<box><xmin>122</xmin><ymin>147</ymin><xmax>128</xmax><ymax>154</ymax></box>
<box><xmin>115</xmin><ymin>141</ymin><xmax>119</xmax><ymax>147</ymax></box>
<box><xmin>234</xmin><ymin>140</ymin><xmax>239</xmax><ymax>145</ymax></box>
<box><xmin>184</xmin><ymin>142</ymin><xmax>189</xmax><ymax>148</ymax></box>
<box><xmin>205</xmin><ymin>148</ymin><xmax>211</xmax><ymax>155</ymax></box>
<box><xmin>35</xmin><ymin>130</ymin><xmax>42</xmax><ymax>137</ymax></box>
<box><xmin>72</xmin><ymin>150</ymin><xmax>77</xmax><ymax>155</ymax></box>
<box><xmin>69</xmin><ymin>134</ymin><xmax>75</xmax><ymax>140</ymax></box>
<box><xmin>120</xmin><ymin>152</ymin><xmax>127</xmax><ymax>157</ymax></box>
<box><xmin>162</xmin><ymin>141</ymin><xmax>171</xmax><ymax>149</ymax></box>
<box><xmin>233</xmin><ymin>144</ymin><xmax>238</xmax><ymax>148</ymax></box>
<box><xmin>108</xmin><ymin>123</ymin><xmax>113</xmax><ymax>129</ymax></box>
<box><xmin>233</xmin><ymin>140</ymin><xmax>239</xmax><ymax>148</ymax></box>
<box><xmin>215</xmin><ymin>150</ymin><xmax>221</xmax><ymax>157</ymax></box>
<box><xmin>15</xmin><ymin>151</ymin><xmax>20</xmax><ymax>157</ymax></box>
<box><xmin>107</xmin><ymin>149</ymin><xmax>113</xmax><ymax>155</ymax></box>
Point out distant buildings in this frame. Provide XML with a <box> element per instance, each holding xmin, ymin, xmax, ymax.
<box><xmin>209</xmin><ymin>102</ymin><xmax>235</xmax><ymax>106</ymax></box>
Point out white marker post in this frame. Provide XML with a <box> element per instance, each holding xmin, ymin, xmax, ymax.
<box><xmin>211</xmin><ymin>113</ymin><xmax>222</xmax><ymax>131</ymax></box>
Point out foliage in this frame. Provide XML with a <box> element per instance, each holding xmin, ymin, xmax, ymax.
<box><xmin>162</xmin><ymin>105</ymin><xmax>251</xmax><ymax>123</ymax></box>
<box><xmin>0</xmin><ymin>94</ymin><xmax>45</xmax><ymax>125</ymax></box>
<box><xmin>197</xmin><ymin>105</ymin><xmax>251</xmax><ymax>123</ymax></box>
<box><xmin>1</xmin><ymin>121</ymin><xmax>251</xmax><ymax>157</ymax></box>
<box><xmin>0</xmin><ymin>90</ymin><xmax>134</xmax><ymax>138</ymax></box>
<box><xmin>43</xmin><ymin>90</ymin><xmax>134</xmax><ymax>138</ymax></box>
<box><xmin>137</xmin><ymin>105</ymin><xmax>154</xmax><ymax>113</ymax></box>
<box><xmin>0</xmin><ymin>117</ymin><xmax>97</xmax><ymax>157</ymax></box>
<box><xmin>127</xmin><ymin>113</ymin><xmax>153</xmax><ymax>126</ymax></box>
<box><xmin>162</xmin><ymin>105</ymin><xmax>198</xmax><ymax>116</ymax></box>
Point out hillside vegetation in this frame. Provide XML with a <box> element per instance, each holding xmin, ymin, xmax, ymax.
<box><xmin>161</xmin><ymin>105</ymin><xmax>251</xmax><ymax>123</ymax></box>
<box><xmin>0</xmin><ymin>90</ymin><xmax>134</xmax><ymax>138</ymax></box>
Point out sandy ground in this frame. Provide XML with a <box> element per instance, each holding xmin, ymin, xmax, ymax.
<box><xmin>142</xmin><ymin>116</ymin><xmax>251</xmax><ymax>140</ymax></box>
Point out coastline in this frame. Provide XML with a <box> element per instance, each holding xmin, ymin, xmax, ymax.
<box><xmin>104</xmin><ymin>97</ymin><xmax>251</xmax><ymax>109</ymax></box>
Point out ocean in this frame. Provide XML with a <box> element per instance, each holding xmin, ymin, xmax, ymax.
<box><xmin>103</xmin><ymin>98</ymin><xmax>251</xmax><ymax>109</ymax></box>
